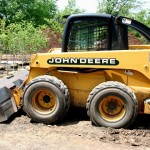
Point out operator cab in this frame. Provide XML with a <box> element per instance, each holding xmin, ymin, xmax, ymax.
<box><xmin>62</xmin><ymin>14</ymin><xmax>150</xmax><ymax>52</ymax></box>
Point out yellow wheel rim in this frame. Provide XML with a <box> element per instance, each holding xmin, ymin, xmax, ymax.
<box><xmin>99</xmin><ymin>96</ymin><xmax>126</xmax><ymax>122</ymax></box>
<box><xmin>32</xmin><ymin>90</ymin><xmax>56</xmax><ymax>114</ymax></box>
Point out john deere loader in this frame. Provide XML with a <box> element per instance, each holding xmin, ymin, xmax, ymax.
<box><xmin>1</xmin><ymin>14</ymin><xmax>150</xmax><ymax>128</ymax></box>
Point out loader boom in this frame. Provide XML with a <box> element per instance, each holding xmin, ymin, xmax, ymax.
<box><xmin>116</xmin><ymin>16</ymin><xmax>150</xmax><ymax>42</ymax></box>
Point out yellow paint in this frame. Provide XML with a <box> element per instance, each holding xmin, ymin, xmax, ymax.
<box><xmin>129</xmin><ymin>45</ymin><xmax>150</xmax><ymax>49</ymax></box>
<box><xmin>129</xmin><ymin>86</ymin><xmax>150</xmax><ymax>113</ymax></box>
<box><xmin>32</xmin><ymin>89</ymin><xmax>57</xmax><ymax>114</ymax></box>
<box><xmin>12</xmin><ymin>88</ymin><xmax>23</xmax><ymax>107</ymax></box>
<box><xmin>99</xmin><ymin>96</ymin><xmax>126</xmax><ymax>122</ymax></box>
<box><xmin>144</xmin><ymin>102</ymin><xmax>150</xmax><ymax>114</ymax></box>
<box><xmin>22</xmin><ymin>46</ymin><xmax>150</xmax><ymax>114</ymax></box>
<box><xmin>28</xmin><ymin>50</ymin><xmax>150</xmax><ymax>81</ymax></box>
<box><xmin>50</xmin><ymin>70</ymin><xmax>105</xmax><ymax>107</ymax></box>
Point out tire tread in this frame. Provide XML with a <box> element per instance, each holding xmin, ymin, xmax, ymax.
<box><xmin>23</xmin><ymin>75</ymin><xmax>70</xmax><ymax>123</ymax></box>
<box><xmin>86</xmin><ymin>81</ymin><xmax>138</xmax><ymax>128</ymax></box>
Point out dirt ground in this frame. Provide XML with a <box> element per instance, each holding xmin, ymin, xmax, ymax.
<box><xmin>0</xmin><ymin>108</ymin><xmax>150</xmax><ymax>150</ymax></box>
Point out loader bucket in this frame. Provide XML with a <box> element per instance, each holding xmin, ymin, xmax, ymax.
<box><xmin>0</xmin><ymin>69</ymin><xmax>29</xmax><ymax>122</ymax></box>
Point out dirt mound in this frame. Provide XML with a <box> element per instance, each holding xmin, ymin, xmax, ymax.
<box><xmin>0</xmin><ymin>108</ymin><xmax>150</xmax><ymax>150</ymax></box>
<box><xmin>128</xmin><ymin>32</ymin><xmax>143</xmax><ymax>45</ymax></box>
<box><xmin>40</xmin><ymin>29</ymin><xmax>62</xmax><ymax>53</ymax></box>
<box><xmin>40</xmin><ymin>30</ymin><xmax>144</xmax><ymax>53</ymax></box>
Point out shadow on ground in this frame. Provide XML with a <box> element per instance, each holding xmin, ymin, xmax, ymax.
<box><xmin>2</xmin><ymin>106</ymin><xmax>150</xmax><ymax>130</ymax></box>
<box><xmin>133</xmin><ymin>114</ymin><xmax>150</xmax><ymax>129</ymax></box>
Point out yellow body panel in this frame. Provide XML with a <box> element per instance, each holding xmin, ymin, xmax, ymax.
<box><xmin>24</xmin><ymin>46</ymin><xmax>150</xmax><ymax>113</ymax></box>
<box><xmin>50</xmin><ymin>71</ymin><xmax>105</xmax><ymax>107</ymax></box>
<box><xmin>29</xmin><ymin>49</ymin><xmax>150</xmax><ymax>79</ymax></box>
<box><xmin>129</xmin><ymin>45</ymin><xmax>150</xmax><ymax>49</ymax></box>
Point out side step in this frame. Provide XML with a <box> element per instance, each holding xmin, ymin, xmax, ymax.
<box><xmin>0</xmin><ymin>69</ymin><xmax>29</xmax><ymax>122</ymax></box>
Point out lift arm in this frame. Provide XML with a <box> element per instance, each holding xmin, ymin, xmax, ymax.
<box><xmin>116</xmin><ymin>16</ymin><xmax>150</xmax><ymax>42</ymax></box>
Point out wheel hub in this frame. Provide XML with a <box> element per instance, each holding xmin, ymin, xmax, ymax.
<box><xmin>99</xmin><ymin>95</ymin><xmax>126</xmax><ymax>122</ymax></box>
<box><xmin>43</xmin><ymin>95</ymin><xmax>51</xmax><ymax>103</ymax></box>
<box><xmin>107</xmin><ymin>100</ymin><xmax>117</xmax><ymax>111</ymax></box>
<box><xmin>32</xmin><ymin>90</ymin><xmax>56</xmax><ymax>113</ymax></box>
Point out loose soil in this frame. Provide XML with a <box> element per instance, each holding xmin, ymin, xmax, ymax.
<box><xmin>1</xmin><ymin>108</ymin><xmax>150</xmax><ymax>150</ymax></box>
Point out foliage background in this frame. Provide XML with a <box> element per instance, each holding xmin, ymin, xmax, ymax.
<box><xmin>0</xmin><ymin>0</ymin><xmax>150</xmax><ymax>55</ymax></box>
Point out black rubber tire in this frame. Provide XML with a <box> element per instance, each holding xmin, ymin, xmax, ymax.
<box><xmin>86</xmin><ymin>81</ymin><xmax>138</xmax><ymax>128</ymax></box>
<box><xmin>22</xmin><ymin>75</ymin><xmax>70</xmax><ymax>124</ymax></box>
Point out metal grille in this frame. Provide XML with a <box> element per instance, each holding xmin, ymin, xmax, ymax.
<box><xmin>68</xmin><ymin>18</ymin><xmax>109</xmax><ymax>52</ymax></box>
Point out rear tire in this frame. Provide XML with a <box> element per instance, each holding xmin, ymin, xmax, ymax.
<box><xmin>86</xmin><ymin>81</ymin><xmax>138</xmax><ymax>128</ymax></box>
<box><xmin>23</xmin><ymin>75</ymin><xmax>70</xmax><ymax>124</ymax></box>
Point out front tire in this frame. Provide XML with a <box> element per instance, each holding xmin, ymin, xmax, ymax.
<box><xmin>86</xmin><ymin>81</ymin><xmax>138</xmax><ymax>128</ymax></box>
<box><xmin>23</xmin><ymin>75</ymin><xmax>70</xmax><ymax>124</ymax></box>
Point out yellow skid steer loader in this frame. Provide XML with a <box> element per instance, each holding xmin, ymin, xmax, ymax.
<box><xmin>1</xmin><ymin>14</ymin><xmax>150</xmax><ymax>128</ymax></box>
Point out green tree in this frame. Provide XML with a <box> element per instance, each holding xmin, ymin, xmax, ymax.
<box><xmin>133</xmin><ymin>9</ymin><xmax>150</xmax><ymax>27</ymax></box>
<box><xmin>128</xmin><ymin>9</ymin><xmax>150</xmax><ymax>44</ymax></box>
<box><xmin>50</xmin><ymin>0</ymin><xmax>85</xmax><ymax>33</ymax></box>
<box><xmin>0</xmin><ymin>0</ymin><xmax>57</xmax><ymax>26</ymax></box>
<box><xmin>0</xmin><ymin>20</ymin><xmax>10</xmax><ymax>54</ymax></box>
<box><xmin>0</xmin><ymin>20</ymin><xmax>48</xmax><ymax>55</ymax></box>
<box><xmin>60</xmin><ymin>0</ymin><xmax>85</xmax><ymax>16</ymax></box>
<box><xmin>97</xmin><ymin>0</ymin><xmax>141</xmax><ymax>16</ymax></box>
